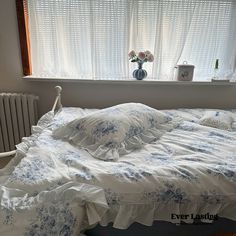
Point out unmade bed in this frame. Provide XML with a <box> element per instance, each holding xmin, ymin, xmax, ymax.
<box><xmin>0</xmin><ymin>88</ymin><xmax>236</xmax><ymax>236</ymax></box>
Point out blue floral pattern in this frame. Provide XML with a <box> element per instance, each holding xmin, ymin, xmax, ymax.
<box><xmin>71</xmin><ymin>166</ymin><xmax>95</xmax><ymax>181</ymax></box>
<box><xmin>201</xmin><ymin>190</ymin><xmax>225</xmax><ymax>204</ymax></box>
<box><xmin>145</xmin><ymin>153</ymin><xmax>174</xmax><ymax>165</ymax></box>
<box><xmin>206</xmin><ymin>164</ymin><xmax>236</xmax><ymax>180</ymax></box>
<box><xmin>8</xmin><ymin>156</ymin><xmax>54</xmax><ymax>184</ymax></box>
<box><xmin>177</xmin><ymin>122</ymin><xmax>200</xmax><ymax>131</ymax></box>
<box><xmin>169</xmin><ymin>168</ymin><xmax>199</xmax><ymax>181</ymax></box>
<box><xmin>25</xmin><ymin>203</ymin><xmax>76</xmax><ymax>236</ymax></box>
<box><xmin>104</xmin><ymin>188</ymin><xmax>122</xmax><ymax>205</ymax></box>
<box><xmin>58</xmin><ymin>150</ymin><xmax>86</xmax><ymax>166</ymax></box>
<box><xmin>126</xmin><ymin>125</ymin><xmax>145</xmax><ymax>138</ymax></box>
<box><xmin>93</xmin><ymin>121</ymin><xmax>119</xmax><ymax>138</ymax></box>
<box><xmin>183</xmin><ymin>141</ymin><xmax>216</xmax><ymax>154</ymax></box>
<box><xmin>52</xmin><ymin>103</ymin><xmax>172</xmax><ymax>161</ymax></box>
<box><xmin>1</xmin><ymin>107</ymin><xmax>236</xmax><ymax>235</ymax></box>
<box><xmin>142</xmin><ymin>183</ymin><xmax>190</xmax><ymax>204</ymax></box>
<box><xmin>111</xmin><ymin>163</ymin><xmax>152</xmax><ymax>182</ymax></box>
<box><xmin>208</xmin><ymin>131</ymin><xmax>234</xmax><ymax>141</ymax></box>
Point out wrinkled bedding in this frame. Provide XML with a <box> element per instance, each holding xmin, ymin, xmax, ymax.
<box><xmin>0</xmin><ymin>107</ymin><xmax>236</xmax><ymax>235</ymax></box>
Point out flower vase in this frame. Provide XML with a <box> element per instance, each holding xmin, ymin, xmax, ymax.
<box><xmin>133</xmin><ymin>62</ymin><xmax>147</xmax><ymax>80</ymax></box>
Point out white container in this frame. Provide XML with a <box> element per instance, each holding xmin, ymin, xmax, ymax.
<box><xmin>174</xmin><ymin>61</ymin><xmax>195</xmax><ymax>81</ymax></box>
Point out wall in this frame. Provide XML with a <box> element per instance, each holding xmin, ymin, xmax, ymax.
<box><xmin>1</xmin><ymin>0</ymin><xmax>236</xmax><ymax>117</ymax></box>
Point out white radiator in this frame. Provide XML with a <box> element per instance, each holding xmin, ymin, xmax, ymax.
<box><xmin>0</xmin><ymin>93</ymin><xmax>39</xmax><ymax>152</ymax></box>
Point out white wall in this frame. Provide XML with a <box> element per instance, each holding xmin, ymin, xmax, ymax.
<box><xmin>1</xmin><ymin>0</ymin><xmax>236</xmax><ymax>117</ymax></box>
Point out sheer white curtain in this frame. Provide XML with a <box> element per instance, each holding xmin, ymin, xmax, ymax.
<box><xmin>28</xmin><ymin>0</ymin><xmax>236</xmax><ymax>80</ymax></box>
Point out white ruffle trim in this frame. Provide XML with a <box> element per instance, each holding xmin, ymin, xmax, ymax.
<box><xmin>0</xmin><ymin>182</ymin><xmax>109</xmax><ymax>234</ymax></box>
<box><xmin>96</xmin><ymin>200</ymin><xmax>236</xmax><ymax>229</ymax></box>
<box><xmin>0</xmin><ymin>111</ymin><xmax>55</xmax><ymax>176</ymax></box>
<box><xmin>54</xmin><ymin>121</ymin><xmax>179</xmax><ymax>161</ymax></box>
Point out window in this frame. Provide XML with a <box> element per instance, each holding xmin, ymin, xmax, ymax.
<box><xmin>17</xmin><ymin>0</ymin><xmax>236</xmax><ymax>81</ymax></box>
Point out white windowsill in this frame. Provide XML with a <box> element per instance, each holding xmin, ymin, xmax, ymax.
<box><xmin>22</xmin><ymin>76</ymin><xmax>236</xmax><ymax>86</ymax></box>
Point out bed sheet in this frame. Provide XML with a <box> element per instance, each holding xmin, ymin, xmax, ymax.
<box><xmin>0</xmin><ymin>107</ymin><xmax>236</xmax><ymax>235</ymax></box>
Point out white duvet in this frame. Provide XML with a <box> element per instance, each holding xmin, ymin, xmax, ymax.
<box><xmin>0</xmin><ymin>107</ymin><xmax>236</xmax><ymax>235</ymax></box>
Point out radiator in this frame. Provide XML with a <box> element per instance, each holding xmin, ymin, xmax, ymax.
<box><xmin>0</xmin><ymin>93</ymin><xmax>39</xmax><ymax>152</ymax></box>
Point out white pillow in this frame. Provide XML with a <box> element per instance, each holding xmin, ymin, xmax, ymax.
<box><xmin>52</xmin><ymin>103</ymin><xmax>173</xmax><ymax>161</ymax></box>
<box><xmin>199</xmin><ymin>110</ymin><xmax>233</xmax><ymax>130</ymax></box>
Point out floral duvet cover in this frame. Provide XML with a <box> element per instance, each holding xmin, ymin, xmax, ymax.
<box><xmin>0</xmin><ymin>107</ymin><xmax>236</xmax><ymax>235</ymax></box>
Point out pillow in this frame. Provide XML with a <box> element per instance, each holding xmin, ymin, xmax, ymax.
<box><xmin>52</xmin><ymin>103</ymin><xmax>173</xmax><ymax>161</ymax></box>
<box><xmin>199</xmin><ymin>110</ymin><xmax>233</xmax><ymax>130</ymax></box>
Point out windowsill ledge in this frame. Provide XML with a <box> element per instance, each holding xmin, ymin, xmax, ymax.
<box><xmin>22</xmin><ymin>76</ymin><xmax>236</xmax><ymax>86</ymax></box>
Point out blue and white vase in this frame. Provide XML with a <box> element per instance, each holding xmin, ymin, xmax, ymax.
<box><xmin>133</xmin><ymin>61</ymin><xmax>147</xmax><ymax>80</ymax></box>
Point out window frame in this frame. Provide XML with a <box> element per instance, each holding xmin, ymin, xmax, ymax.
<box><xmin>16</xmin><ymin>0</ymin><xmax>32</xmax><ymax>76</ymax></box>
<box><xmin>16</xmin><ymin>0</ymin><xmax>235</xmax><ymax>83</ymax></box>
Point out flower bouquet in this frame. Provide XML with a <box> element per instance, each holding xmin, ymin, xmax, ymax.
<box><xmin>128</xmin><ymin>50</ymin><xmax>154</xmax><ymax>80</ymax></box>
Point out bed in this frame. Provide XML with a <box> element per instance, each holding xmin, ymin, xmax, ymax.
<box><xmin>0</xmin><ymin>86</ymin><xmax>236</xmax><ymax>236</ymax></box>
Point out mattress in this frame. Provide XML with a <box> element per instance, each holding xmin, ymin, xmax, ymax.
<box><xmin>0</xmin><ymin>107</ymin><xmax>236</xmax><ymax>235</ymax></box>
